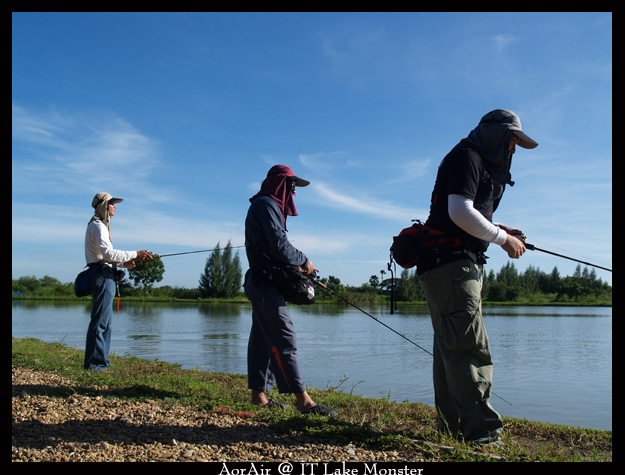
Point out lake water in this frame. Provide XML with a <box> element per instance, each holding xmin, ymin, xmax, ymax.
<box><xmin>12</xmin><ymin>300</ymin><xmax>612</xmax><ymax>431</ymax></box>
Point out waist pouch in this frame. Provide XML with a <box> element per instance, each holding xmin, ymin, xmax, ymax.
<box><xmin>391</xmin><ymin>220</ymin><xmax>462</xmax><ymax>269</ymax></box>
<box><xmin>74</xmin><ymin>262</ymin><xmax>104</xmax><ymax>297</ymax></box>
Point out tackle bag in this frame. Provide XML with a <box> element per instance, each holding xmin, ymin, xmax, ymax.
<box><xmin>391</xmin><ymin>220</ymin><xmax>461</xmax><ymax>269</ymax></box>
<box><xmin>271</xmin><ymin>264</ymin><xmax>316</xmax><ymax>305</ymax></box>
<box><xmin>73</xmin><ymin>263</ymin><xmax>101</xmax><ymax>297</ymax></box>
<box><xmin>256</xmin><ymin>253</ymin><xmax>316</xmax><ymax>305</ymax></box>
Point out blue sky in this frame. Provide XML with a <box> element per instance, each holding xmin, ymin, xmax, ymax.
<box><xmin>12</xmin><ymin>12</ymin><xmax>612</xmax><ymax>289</ymax></box>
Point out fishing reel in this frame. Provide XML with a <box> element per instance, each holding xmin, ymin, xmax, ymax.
<box><xmin>512</xmin><ymin>233</ymin><xmax>535</xmax><ymax>250</ymax></box>
<box><xmin>514</xmin><ymin>233</ymin><xmax>527</xmax><ymax>242</ymax></box>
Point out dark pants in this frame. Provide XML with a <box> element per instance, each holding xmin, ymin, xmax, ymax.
<box><xmin>419</xmin><ymin>258</ymin><xmax>503</xmax><ymax>443</ymax></box>
<box><xmin>84</xmin><ymin>267</ymin><xmax>115</xmax><ymax>370</ymax></box>
<box><xmin>247</xmin><ymin>295</ymin><xmax>306</xmax><ymax>394</ymax></box>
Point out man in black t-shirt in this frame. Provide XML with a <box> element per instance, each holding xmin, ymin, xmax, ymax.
<box><xmin>417</xmin><ymin>109</ymin><xmax>538</xmax><ymax>445</ymax></box>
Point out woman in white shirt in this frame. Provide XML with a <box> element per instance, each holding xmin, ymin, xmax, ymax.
<box><xmin>83</xmin><ymin>192</ymin><xmax>152</xmax><ymax>371</ymax></box>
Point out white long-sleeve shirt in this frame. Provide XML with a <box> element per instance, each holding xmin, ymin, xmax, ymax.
<box><xmin>448</xmin><ymin>194</ymin><xmax>508</xmax><ymax>246</ymax></box>
<box><xmin>85</xmin><ymin>220</ymin><xmax>137</xmax><ymax>266</ymax></box>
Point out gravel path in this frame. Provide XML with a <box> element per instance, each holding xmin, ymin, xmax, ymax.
<box><xmin>12</xmin><ymin>366</ymin><xmax>426</xmax><ymax>462</ymax></box>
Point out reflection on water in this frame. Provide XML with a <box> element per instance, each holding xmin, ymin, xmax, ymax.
<box><xmin>12</xmin><ymin>300</ymin><xmax>611</xmax><ymax>430</ymax></box>
<box><xmin>198</xmin><ymin>303</ymin><xmax>243</xmax><ymax>318</ymax></box>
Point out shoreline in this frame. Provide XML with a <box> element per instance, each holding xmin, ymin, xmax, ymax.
<box><xmin>12</xmin><ymin>338</ymin><xmax>612</xmax><ymax>462</ymax></box>
<box><xmin>12</xmin><ymin>296</ymin><xmax>613</xmax><ymax>307</ymax></box>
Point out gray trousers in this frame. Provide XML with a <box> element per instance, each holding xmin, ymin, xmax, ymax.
<box><xmin>419</xmin><ymin>258</ymin><xmax>503</xmax><ymax>442</ymax></box>
<box><xmin>247</xmin><ymin>295</ymin><xmax>306</xmax><ymax>394</ymax></box>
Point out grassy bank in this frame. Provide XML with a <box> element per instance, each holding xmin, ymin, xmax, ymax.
<box><xmin>12</xmin><ymin>338</ymin><xmax>611</xmax><ymax>462</ymax></box>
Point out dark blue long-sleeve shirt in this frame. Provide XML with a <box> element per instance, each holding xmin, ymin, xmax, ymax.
<box><xmin>244</xmin><ymin>196</ymin><xmax>309</xmax><ymax>298</ymax></box>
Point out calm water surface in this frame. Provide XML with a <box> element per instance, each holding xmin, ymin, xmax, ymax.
<box><xmin>12</xmin><ymin>300</ymin><xmax>612</xmax><ymax>430</ymax></box>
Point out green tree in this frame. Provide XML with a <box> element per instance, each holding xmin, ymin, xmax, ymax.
<box><xmin>482</xmin><ymin>269</ymin><xmax>496</xmax><ymax>299</ymax></box>
<box><xmin>487</xmin><ymin>261</ymin><xmax>520</xmax><ymax>301</ymax></box>
<box><xmin>315</xmin><ymin>275</ymin><xmax>345</xmax><ymax>301</ymax></box>
<box><xmin>199</xmin><ymin>243</ymin><xmax>224</xmax><ymax>298</ymax></box>
<box><xmin>198</xmin><ymin>241</ymin><xmax>242</xmax><ymax>298</ymax></box>
<box><xmin>395</xmin><ymin>268</ymin><xmax>425</xmax><ymax>302</ymax></box>
<box><xmin>558</xmin><ymin>276</ymin><xmax>584</xmax><ymax>301</ymax></box>
<box><xmin>12</xmin><ymin>275</ymin><xmax>73</xmax><ymax>297</ymax></box>
<box><xmin>222</xmin><ymin>242</ymin><xmax>243</xmax><ymax>298</ymax></box>
<box><xmin>12</xmin><ymin>275</ymin><xmax>42</xmax><ymax>294</ymax></box>
<box><xmin>520</xmin><ymin>264</ymin><xmax>541</xmax><ymax>296</ymax></box>
<box><xmin>128</xmin><ymin>258</ymin><xmax>165</xmax><ymax>296</ymax></box>
<box><xmin>557</xmin><ymin>264</ymin><xmax>610</xmax><ymax>301</ymax></box>
<box><xmin>540</xmin><ymin>266</ymin><xmax>561</xmax><ymax>294</ymax></box>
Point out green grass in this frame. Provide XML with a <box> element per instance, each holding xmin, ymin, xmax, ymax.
<box><xmin>12</xmin><ymin>337</ymin><xmax>611</xmax><ymax>462</ymax></box>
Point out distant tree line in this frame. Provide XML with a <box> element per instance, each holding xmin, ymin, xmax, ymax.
<box><xmin>13</xmin><ymin>255</ymin><xmax>611</xmax><ymax>305</ymax></box>
<box><xmin>364</xmin><ymin>262</ymin><xmax>611</xmax><ymax>304</ymax></box>
<box><xmin>12</xmin><ymin>241</ymin><xmax>244</xmax><ymax>300</ymax></box>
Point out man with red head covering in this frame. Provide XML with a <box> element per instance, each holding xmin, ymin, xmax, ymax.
<box><xmin>244</xmin><ymin>165</ymin><xmax>337</xmax><ymax>417</ymax></box>
<box><xmin>248</xmin><ymin>164</ymin><xmax>309</xmax><ymax>223</ymax></box>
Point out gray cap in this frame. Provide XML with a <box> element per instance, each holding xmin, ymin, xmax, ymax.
<box><xmin>479</xmin><ymin>109</ymin><xmax>538</xmax><ymax>149</ymax></box>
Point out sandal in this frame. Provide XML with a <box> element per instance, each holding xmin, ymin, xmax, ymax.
<box><xmin>300</xmin><ymin>404</ymin><xmax>338</xmax><ymax>417</ymax></box>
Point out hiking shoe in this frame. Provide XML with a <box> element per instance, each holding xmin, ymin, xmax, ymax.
<box><xmin>300</xmin><ymin>404</ymin><xmax>338</xmax><ymax>417</ymax></box>
<box><xmin>263</xmin><ymin>399</ymin><xmax>288</xmax><ymax>409</ymax></box>
<box><xmin>470</xmin><ymin>436</ymin><xmax>503</xmax><ymax>447</ymax></box>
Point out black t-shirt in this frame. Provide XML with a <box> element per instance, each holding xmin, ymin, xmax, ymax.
<box><xmin>418</xmin><ymin>140</ymin><xmax>503</xmax><ymax>273</ymax></box>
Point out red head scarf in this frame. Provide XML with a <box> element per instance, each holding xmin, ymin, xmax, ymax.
<box><xmin>250</xmin><ymin>165</ymin><xmax>309</xmax><ymax>222</ymax></box>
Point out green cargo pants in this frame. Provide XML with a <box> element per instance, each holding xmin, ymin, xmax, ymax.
<box><xmin>419</xmin><ymin>258</ymin><xmax>503</xmax><ymax>443</ymax></box>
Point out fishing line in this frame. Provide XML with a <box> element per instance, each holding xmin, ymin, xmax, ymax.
<box><xmin>313</xmin><ymin>278</ymin><xmax>433</xmax><ymax>356</ymax></box>
<box><xmin>311</xmin><ymin>276</ymin><xmax>513</xmax><ymax>406</ymax></box>
<box><xmin>151</xmin><ymin>245</ymin><xmax>245</xmax><ymax>258</ymax></box>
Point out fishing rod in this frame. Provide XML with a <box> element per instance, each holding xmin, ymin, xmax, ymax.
<box><xmin>311</xmin><ymin>276</ymin><xmax>513</xmax><ymax>406</ymax></box>
<box><xmin>517</xmin><ymin>236</ymin><xmax>612</xmax><ymax>272</ymax></box>
<box><xmin>149</xmin><ymin>245</ymin><xmax>245</xmax><ymax>258</ymax></box>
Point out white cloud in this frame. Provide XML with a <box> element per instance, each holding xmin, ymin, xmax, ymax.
<box><xmin>387</xmin><ymin>157</ymin><xmax>432</xmax><ymax>183</ymax></box>
<box><xmin>311</xmin><ymin>181</ymin><xmax>425</xmax><ymax>222</ymax></box>
<box><xmin>298</xmin><ymin>151</ymin><xmax>352</xmax><ymax>171</ymax></box>
<box><xmin>491</xmin><ymin>34</ymin><xmax>518</xmax><ymax>55</ymax></box>
<box><xmin>12</xmin><ymin>104</ymin><xmax>160</xmax><ymax>196</ymax></box>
